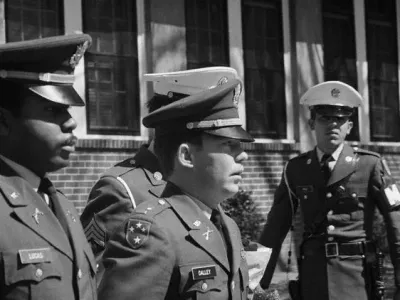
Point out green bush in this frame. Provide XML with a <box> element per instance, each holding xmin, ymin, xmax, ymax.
<box><xmin>221</xmin><ymin>189</ymin><xmax>265</xmax><ymax>244</ymax></box>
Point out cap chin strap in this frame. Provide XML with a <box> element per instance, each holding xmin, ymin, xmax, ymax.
<box><xmin>0</xmin><ymin>69</ymin><xmax>75</xmax><ymax>84</ymax></box>
<box><xmin>186</xmin><ymin>118</ymin><xmax>242</xmax><ymax>130</ymax></box>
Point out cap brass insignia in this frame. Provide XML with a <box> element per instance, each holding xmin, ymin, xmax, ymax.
<box><xmin>69</xmin><ymin>40</ymin><xmax>89</xmax><ymax>68</ymax></box>
<box><xmin>331</xmin><ymin>88</ymin><xmax>341</xmax><ymax>98</ymax></box>
<box><xmin>233</xmin><ymin>83</ymin><xmax>242</xmax><ymax>108</ymax></box>
<box><xmin>218</xmin><ymin>76</ymin><xmax>228</xmax><ymax>86</ymax></box>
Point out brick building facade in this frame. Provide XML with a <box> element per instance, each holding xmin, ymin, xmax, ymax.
<box><xmin>3</xmin><ymin>0</ymin><xmax>400</xmax><ymax>286</ymax></box>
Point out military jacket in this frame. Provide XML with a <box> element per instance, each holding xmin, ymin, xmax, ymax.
<box><xmin>80</xmin><ymin>145</ymin><xmax>165</xmax><ymax>270</ymax></box>
<box><xmin>259</xmin><ymin>144</ymin><xmax>400</xmax><ymax>300</ymax></box>
<box><xmin>98</xmin><ymin>183</ymin><xmax>249</xmax><ymax>300</ymax></box>
<box><xmin>0</xmin><ymin>159</ymin><xmax>97</xmax><ymax>300</ymax></box>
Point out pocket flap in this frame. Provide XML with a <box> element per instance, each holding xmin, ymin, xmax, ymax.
<box><xmin>3</xmin><ymin>251</ymin><xmax>61</xmax><ymax>285</ymax></box>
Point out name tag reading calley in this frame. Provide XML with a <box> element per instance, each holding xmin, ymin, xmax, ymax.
<box><xmin>191</xmin><ymin>265</ymin><xmax>217</xmax><ymax>280</ymax></box>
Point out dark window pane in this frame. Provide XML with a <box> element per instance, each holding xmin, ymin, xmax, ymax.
<box><xmin>5</xmin><ymin>0</ymin><xmax>64</xmax><ymax>42</ymax></box>
<box><xmin>185</xmin><ymin>0</ymin><xmax>229</xmax><ymax>69</ymax></box>
<box><xmin>83</xmin><ymin>0</ymin><xmax>140</xmax><ymax>135</ymax></box>
<box><xmin>242</xmin><ymin>0</ymin><xmax>286</xmax><ymax>139</ymax></box>
<box><xmin>322</xmin><ymin>0</ymin><xmax>359</xmax><ymax>141</ymax></box>
<box><xmin>365</xmin><ymin>0</ymin><xmax>400</xmax><ymax>141</ymax></box>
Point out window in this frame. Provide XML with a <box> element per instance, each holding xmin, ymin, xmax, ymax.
<box><xmin>5</xmin><ymin>0</ymin><xmax>64</xmax><ymax>42</ymax></box>
<box><xmin>185</xmin><ymin>0</ymin><xmax>229</xmax><ymax>69</ymax></box>
<box><xmin>322</xmin><ymin>0</ymin><xmax>359</xmax><ymax>141</ymax></box>
<box><xmin>83</xmin><ymin>0</ymin><xmax>139</xmax><ymax>135</ymax></box>
<box><xmin>365</xmin><ymin>0</ymin><xmax>400</xmax><ymax>141</ymax></box>
<box><xmin>242</xmin><ymin>0</ymin><xmax>286</xmax><ymax>139</ymax></box>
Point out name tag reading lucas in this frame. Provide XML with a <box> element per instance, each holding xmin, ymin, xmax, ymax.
<box><xmin>191</xmin><ymin>265</ymin><xmax>217</xmax><ymax>280</ymax></box>
<box><xmin>19</xmin><ymin>248</ymin><xmax>52</xmax><ymax>264</ymax></box>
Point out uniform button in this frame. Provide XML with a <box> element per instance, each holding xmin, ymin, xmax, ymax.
<box><xmin>158</xmin><ymin>199</ymin><xmax>165</xmax><ymax>205</ymax></box>
<box><xmin>304</xmin><ymin>195</ymin><xmax>308</xmax><ymax>199</ymax></box>
<box><xmin>129</xmin><ymin>159</ymin><xmax>135</xmax><ymax>165</ymax></box>
<box><xmin>77</xmin><ymin>269</ymin><xmax>83</xmax><ymax>279</ymax></box>
<box><xmin>352</xmin><ymin>193</ymin><xmax>357</xmax><ymax>198</ymax></box>
<box><xmin>201</xmin><ymin>282</ymin><xmax>208</xmax><ymax>291</ymax></box>
<box><xmin>35</xmin><ymin>268</ymin><xmax>43</xmax><ymax>278</ymax></box>
<box><xmin>327</xmin><ymin>236</ymin><xmax>334</xmax><ymax>242</ymax></box>
<box><xmin>327</xmin><ymin>225</ymin><xmax>335</xmax><ymax>231</ymax></box>
<box><xmin>231</xmin><ymin>281</ymin><xmax>235</xmax><ymax>290</ymax></box>
<box><xmin>326</xmin><ymin>192</ymin><xmax>332</xmax><ymax>198</ymax></box>
<box><xmin>153</xmin><ymin>171</ymin><xmax>163</xmax><ymax>181</ymax></box>
<box><xmin>328</xmin><ymin>210</ymin><xmax>333</xmax><ymax>215</ymax></box>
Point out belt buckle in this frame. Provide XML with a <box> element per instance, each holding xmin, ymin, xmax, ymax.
<box><xmin>325</xmin><ymin>242</ymin><xmax>338</xmax><ymax>258</ymax></box>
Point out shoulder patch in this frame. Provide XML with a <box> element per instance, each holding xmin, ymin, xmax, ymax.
<box><xmin>126</xmin><ymin>219</ymin><xmax>151</xmax><ymax>249</ymax></box>
<box><xmin>353</xmin><ymin>147</ymin><xmax>380</xmax><ymax>158</ymax></box>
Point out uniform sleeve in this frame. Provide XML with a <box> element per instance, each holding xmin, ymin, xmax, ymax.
<box><xmin>258</xmin><ymin>172</ymin><xmax>297</xmax><ymax>288</ymax></box>
<box><xmin>80</xmin><ymin>176</ymin><xmax>137</xmax><ymax>257</ymax></box>
<box><xmin>370</xmin><ymin>159</ymin><xmax>400</xmax><ymax>287</ymax></box>
<box><xmin>98</xmin><ymin>216</ymin><xmax>175</xmax><ymax>300</ymax></box>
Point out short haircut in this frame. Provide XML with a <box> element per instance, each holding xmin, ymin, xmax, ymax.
<box><xmin>154</xmin><ymin>128</ymin><xmax>203</xmax><ymax>178</ymax></box>
<box><xmin>146</xmin><ymin>94</ymin><xmax>184</xmax><ymax>114</ymax></box>
<box><xmin>0</xmin><ymin>81</ymin><xmax>29</xmax><ymax>116</ymax></box>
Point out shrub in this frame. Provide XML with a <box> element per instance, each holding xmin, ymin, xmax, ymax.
<box><xmin>221</xmin><ymin>189</ymin><xmax>265</xmax><ymax>244</ymax></box>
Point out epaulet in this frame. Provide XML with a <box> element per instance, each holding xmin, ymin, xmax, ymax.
<box><xmin>353</xmin><ymin>147</ymin><xmax>380</xmax><ymax>158</ymax></box>
<box><xmin>133</xmin><ymin>197</ymin><xmax>171</xmax><ymax>218</ymax></box>
<box><xmin>289</xmin><ymin>151</ymin><xmax>311</xmax><ymax>162</ymax></box>
<box><xmin>102</xmin><ymin>158</ymin><xmax>139</xmax><ymax>178</ymax></box>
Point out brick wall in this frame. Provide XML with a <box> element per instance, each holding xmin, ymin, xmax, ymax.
<box><xmin>49</xmin><ymin>139</ymin><xmax>400</xmax><ymax>279</ymax></box>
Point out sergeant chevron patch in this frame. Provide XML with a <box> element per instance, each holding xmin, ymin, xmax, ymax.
<box><xmin>84</xmin><ymin>215</ymin><xmax>106</xmax><ymax>249</ymax></box>
<box><xmin>126</xmin><ymin>219</ymin><xmax>151</xmax><ymax>249</ymax></box>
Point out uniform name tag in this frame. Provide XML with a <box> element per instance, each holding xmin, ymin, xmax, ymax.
<box><xmin>191</xmin><ymin>265</ymin><xmax>217</xmax><ymax>280</ymax></box>
<box><xmin>296</xmin><ymin>186</ymin><xmax>313</xmax><ymax>193</ymax></box>
<box><xmin>19</xmin><ymin>248</ymin><xmax>52</xmax><ymax>264</ymax></box>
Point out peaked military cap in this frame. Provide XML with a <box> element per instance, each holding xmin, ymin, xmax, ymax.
<box><xmin>300</xmin><ymin>81</ymin><xmax>363</xmax><ymax>117</ymax></box>
<box><xmin>144</xmin><ymin>66</ymin><xmax>240</xmax><ymax>99</ymax></box>
<box><xmin>143</xmin><ymin>79</ymin><xmax>254</xmax><ymax>142</ymax></box>
<box><xmin>0</xmin><ymin>33</ymin><xmax>92</xmax><ymax>106</ymax></box>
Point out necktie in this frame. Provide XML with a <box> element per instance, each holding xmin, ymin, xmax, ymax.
<box><xmin>210</xmin><ymin>209</ymin><xmax>228</xmax><ymax>248</ymax></box>
<box><xmin>320</xmin><ymin>154</ymin><xmax>332</xmax><ymax>183</ymax></box>
<box><xmin>38</xmin><ymin>178</ymin><xmax>69</xmax><ymax>234</ymax></box>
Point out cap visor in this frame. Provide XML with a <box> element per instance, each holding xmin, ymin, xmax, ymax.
<box><xmin>204</xmin><ymin>126</ymin><xmax>254</xmax><ymax>142</ymax></box>
<box><xmin>29</xmin><ymin>85</ymin><xmax>85</xmax><ymax>106</ymax></box>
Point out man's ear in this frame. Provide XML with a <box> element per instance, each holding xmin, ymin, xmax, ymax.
<box><xmin>308</xmin><ymin>118</ymin><xmax>315</xmax><ymax>130</ymax></box>
<box><xmin>0</xmin><ymin>108</ymin><xmax>10</xmax><ymax>136</ymax></box>
<box><xmin>346</xmin><ymin>121</ymin><xmax>354</xmax><ymax>135</ymax></box>
<box><xmin>176</xmin><ymin>143</ymin><xmax>194</xmax><ymax>169</ymax></box>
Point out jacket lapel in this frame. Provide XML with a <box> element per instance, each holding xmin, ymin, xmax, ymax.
<box><xmin>55</xmin><ymin>192</ymin><xmax>97</xmax><ymax>273</ymax></box>
<box><xmin>218</xmin><ymin>205</ymin><xmax>242</xmax><ymax>275</ymax></box>
<box><xmin>327</xmin><ymin>144</ymin><xmax>357</xmax><ymax>186</ymax></box>
<box><xmin>1</xmin><ymin>175</ymin><xmax>73</xmax><ymax>260</ymax></box>
<box><xmin>162</xmin><ymin>184</ymin><xmax>230</xmax><ymax>272</ymax></box>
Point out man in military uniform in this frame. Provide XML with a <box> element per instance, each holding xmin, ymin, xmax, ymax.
<box><xmin>0</xmin><ymin>35</ymin><xmax>97</xmax><ymax>299</ymax></box>
<box><xmin>259</xmin><ymin>81</ymin><xmax>400</xmax><ymax>300</ymax></box>
<box><xmin>98</xmin><ymin>78</ymin><xmax>253</xmax><ymax>299</ymax></box>
<box><xmin>80</xmin><ymin>66</ymin><xmax>241</xmax><ymax>283</ymax></box>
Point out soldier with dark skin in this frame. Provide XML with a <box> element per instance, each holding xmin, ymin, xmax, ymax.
<box><xmin>98</xmin><ymin>79</ymin><xmax>253</xmax><ymax>300</ymax></box>
<box><xmin>0</xmin><ymin>34</ymin><xmax>97</xmax><ymax>300</ymax></box>
<box><xmin>80</xmin><ymin>67</ymin><xmax>242</xmax><ymax>283</ymax></box>
<box><xmin>259</xmin><ymin>81</ymin><xmax>400</xmax><ymax>300</ymax></box>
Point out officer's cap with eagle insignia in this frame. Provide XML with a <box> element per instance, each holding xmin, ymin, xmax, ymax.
<box><xmin>144</xmin><ymin>66</ymin><xmax>240</xmax><ymax>100</ymax></box>
<box><xmin>0</xmin><ymin>33</ymin><xmax>92</xmax><ymax>106</ymax></box>
<box><xmin>300</xmin><ymin>81</ymin><xmax>363</xmax><ymax>117</ymax></box>
<box><xmin>143</xmin><ymin>79</ymin><xmax>254</xmax><ymax>142</ymax></box>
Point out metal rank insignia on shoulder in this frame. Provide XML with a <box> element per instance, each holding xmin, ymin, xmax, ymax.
<box><xmin>126</xmin><ymin>219</ymin><xmax>151</xmax><ymax>249</ymax></box>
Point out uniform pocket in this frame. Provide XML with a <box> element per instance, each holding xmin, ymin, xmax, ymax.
<box><xmin>3</xmin><ymin>251</ymin><xmax>61</xmax><ymax>285</ymax></box>
<box><xmin>179</xmin><ymin>262</ymin><xmax>225</xmax><ymax>299</ymax></box>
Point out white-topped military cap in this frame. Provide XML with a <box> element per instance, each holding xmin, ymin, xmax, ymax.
<box><xmin>300</xmin><ymin>81</ymin><xmax>363</xmax><ymax>117</ymax></box>
<box><xmin>144</xmin><ymin>66</ymin><xmax>240</xmax><ymax>98</ymax></box>
<box><xmin>300</xmin><ymin>81</ymin><xmax>363</xmax><ymax>107</ymax></box>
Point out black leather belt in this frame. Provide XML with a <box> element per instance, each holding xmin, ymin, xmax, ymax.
<box><xmin>325</xmin><ymin>241</ymin><xmax>375</xmax><ymax>258</ymax></box>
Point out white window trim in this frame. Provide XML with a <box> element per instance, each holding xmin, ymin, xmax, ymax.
<box><xmin>66</xmin><ymin>0</ymin><xmax>148</xmax><ymax>141</ymax></box>
<box><xmin>228</xmin><ymin>0</ymin><xmax>295</xmax><ymax>144</ymax></box>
